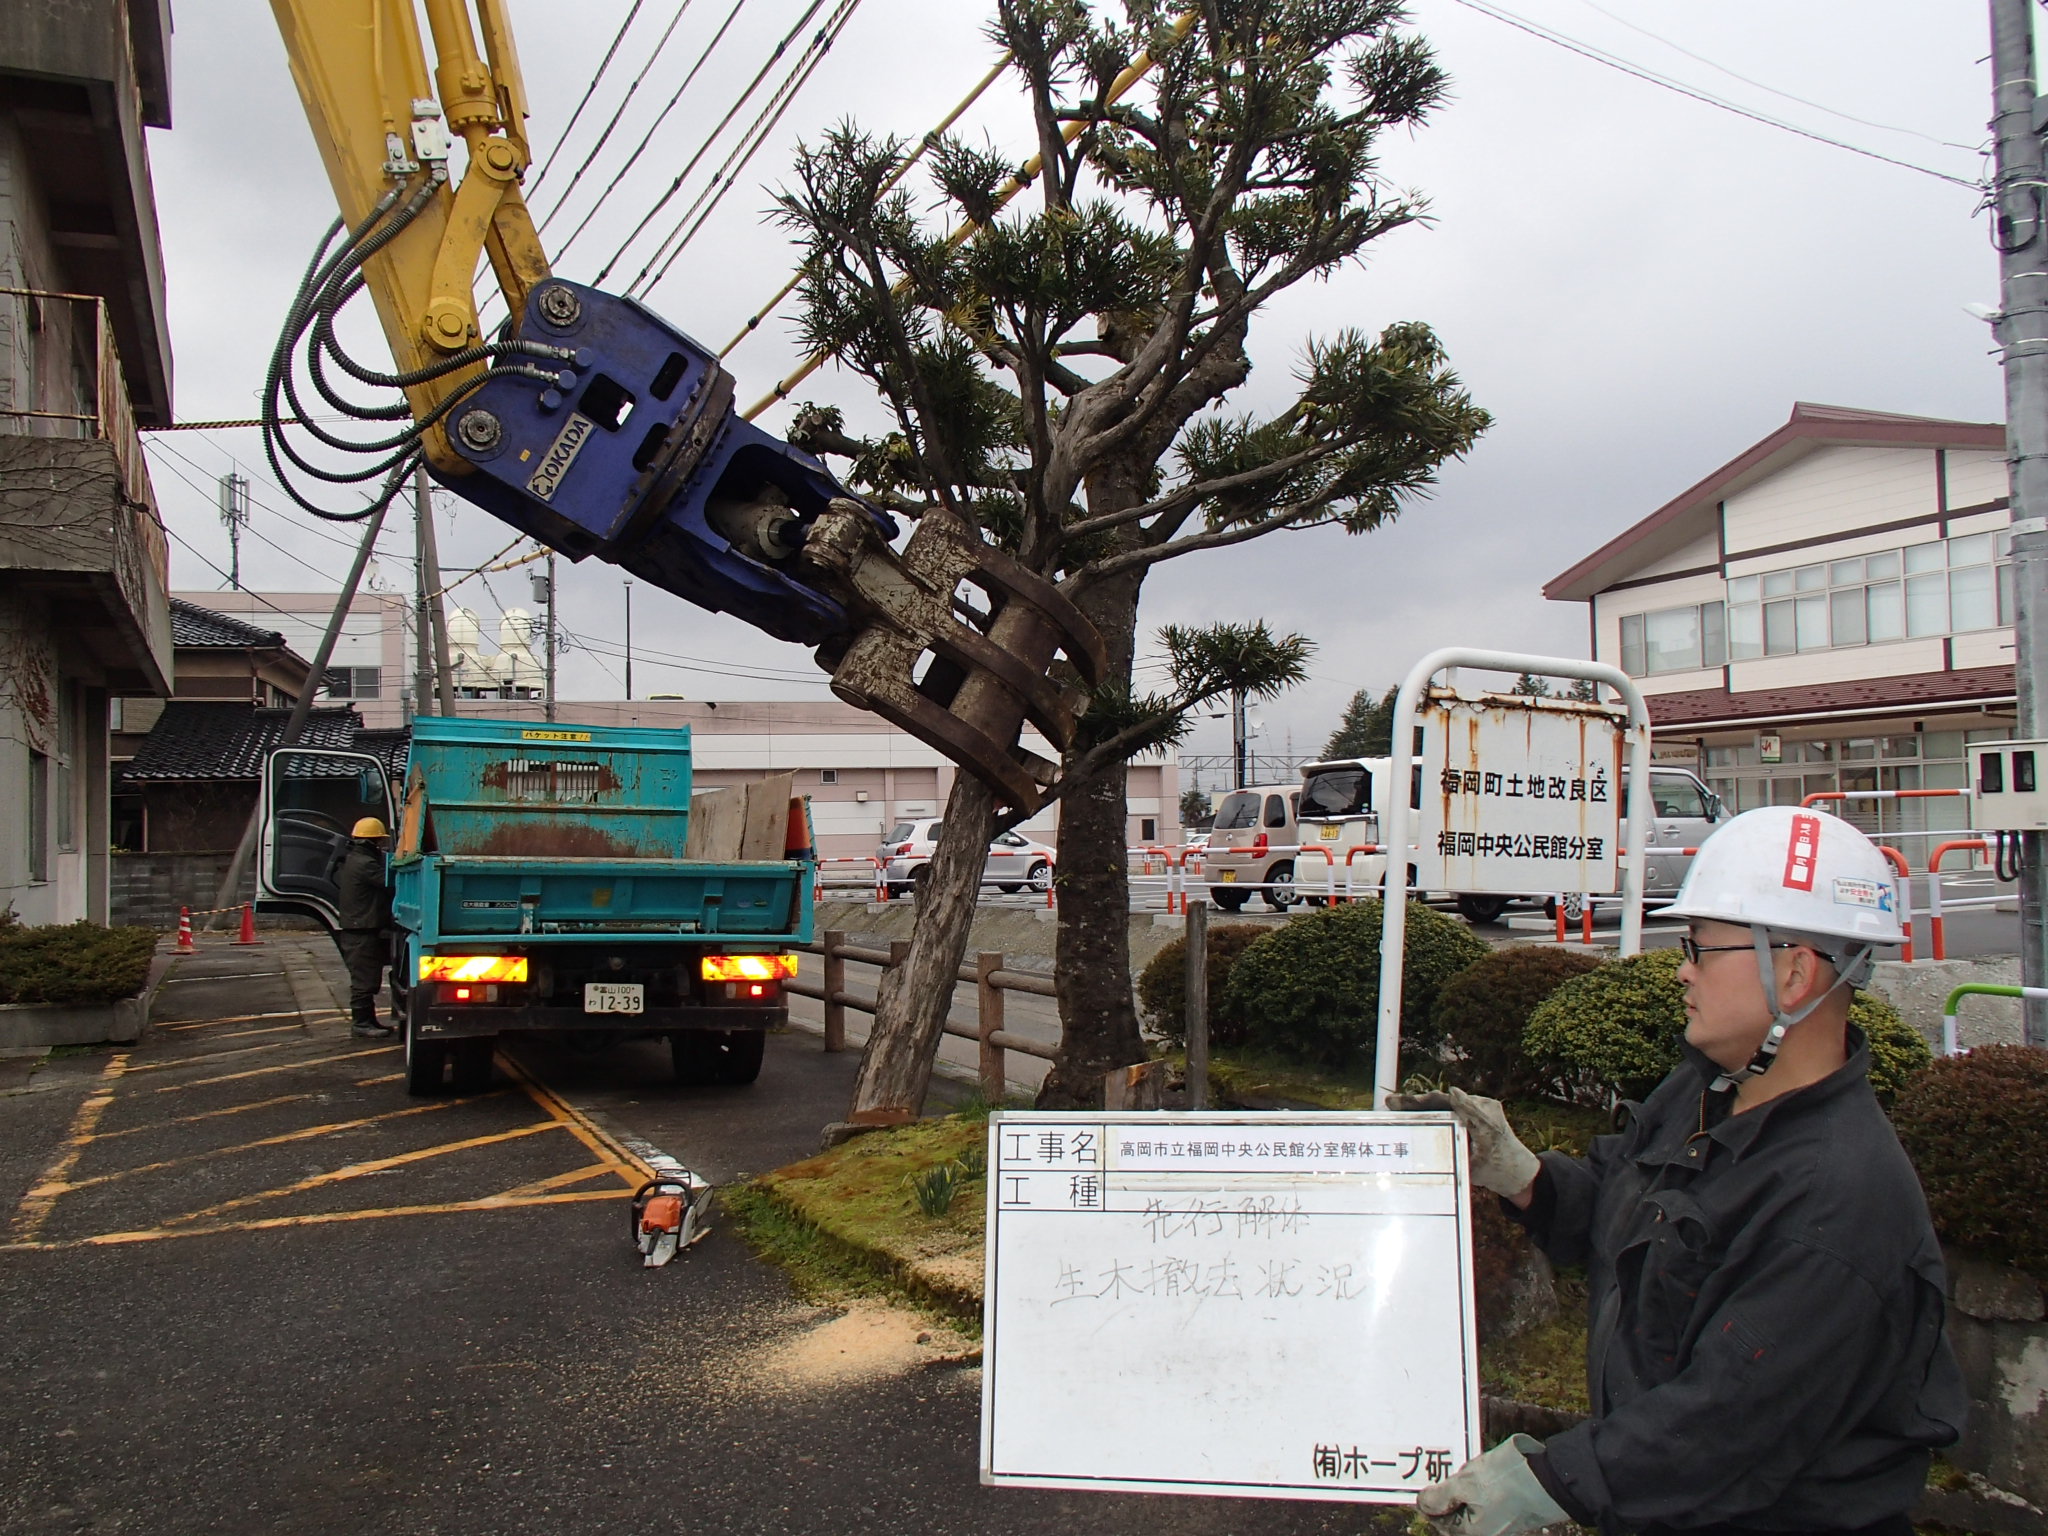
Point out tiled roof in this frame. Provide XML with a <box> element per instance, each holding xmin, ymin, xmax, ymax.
<box><xmin>120</xmin><ymin>703</ymin><xmax>363</xmax><ymax>782</ymax></box>
<box><xmin>1648</xmin><ymin>665</ymin><xmax>2016</xmax><ymax>731</ymax></box>
<box><xmin>170</xmin><ymin>598</ymin><xmax>288</xmax><ymax>651</ymax></box>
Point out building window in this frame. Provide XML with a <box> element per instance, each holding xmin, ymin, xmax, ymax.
<box><xmin>1140</xmin><ymin>817</ymin><xmax>1157</xmax><ymax>842</ymax></box>
<box><xmin>1620</xmin><ymin>601</ymin><xmax>1726</xmax><ymax>676</ymax></box>
<box><xmin>28</xmin><ymin>752</ymin><xmax>49</xmax><ymax>881</ymax></box>
<box><xmin>55</xmin><ymin>683</ymin><xmax>76</xmax><ymax>852</ymax></box>
<box><xmin>1727</xmin><ymin>533</ymin><xmax>2009</xmax><ymax>660</ymax></box>
<box><xmin>322</xmin><ymin>667</ymin><xmax>382</xmax><ymax>700</ymax></box>
<box><xmin>819</xmin><ymin>768</ymin><xmax>839</xmax><ymax>784</ymax></box>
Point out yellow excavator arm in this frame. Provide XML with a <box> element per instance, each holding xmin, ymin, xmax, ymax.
<box><xmin>262</xmin><ymin>0</ymin><xmax>1106</xmax><ymax>813</ymax></box>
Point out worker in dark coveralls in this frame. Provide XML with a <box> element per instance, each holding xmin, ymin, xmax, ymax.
<box><xmin>328</xmin><ymin>816</ymin><xmax>395</xmax><ymax>1039</ymax></box>
<box><xmin>1393</xmin><ymin>805</ymin><xmax>1965</xmax><ymax>1536</ymax></box>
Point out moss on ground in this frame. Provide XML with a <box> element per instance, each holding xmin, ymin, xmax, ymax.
<box><xmin>728</xmin><ymin>1113</ymin><xmax>990</xmax><ymax>1324</ymax></box>
<box><xmin>1481</xmin><ymin>1275</ymin><xmax>1591</xmax><ymax>1417</ymax></box>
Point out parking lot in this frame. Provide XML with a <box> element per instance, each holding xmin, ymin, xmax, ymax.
<box><xmin>0</xmin><ymin>934</ymin><xmax>1384</xmax><ymax>1536</ymax></box>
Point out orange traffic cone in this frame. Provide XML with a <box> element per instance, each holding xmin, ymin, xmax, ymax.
<box><xmin>232</xmin><ymin>902</ymin><xmax>264</xmax><ymax>946</ymax></box>
<box><xmin>176</xmin><ymin>906</ymin><xmax>196</xmax><ymax>952</ymax></box>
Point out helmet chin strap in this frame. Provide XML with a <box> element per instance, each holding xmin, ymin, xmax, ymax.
<box><xmin>1708</xmin><ymin>927</ymin><xmax>1871</xmax><ymax>1093</ymax></box>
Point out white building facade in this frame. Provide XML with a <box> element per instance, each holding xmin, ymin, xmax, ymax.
<box><xmin>1546</xmin><ymin>403</ymin><xmax>2015</xmax><ymax>839</ymax></box>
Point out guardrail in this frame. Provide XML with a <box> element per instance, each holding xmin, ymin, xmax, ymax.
<box><xmin>783</xmin><ymin>928</ymin><xmax>1058</xmax><ymax>1099</ymax></box>
<box><xmin>1941</xmin><ymin>982</ymin><xmax>2048</xmax><ymax>1056</ymax></box>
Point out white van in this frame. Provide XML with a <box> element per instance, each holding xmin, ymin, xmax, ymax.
<box><xmin>1292</xmin><ymin>758</ymin><xmax>1724</xmax><ymax>920</ymax></box>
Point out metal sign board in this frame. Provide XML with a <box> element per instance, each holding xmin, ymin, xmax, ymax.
<box><xmin>1412</xmin><ymin>691</ymin><xmax>1624</xmax><ymax>894</ymax></box>
<box><xmin>980</xmin><ymin>1110</ymin><xmax>1479</xmax><ymax>1503</ymax></box>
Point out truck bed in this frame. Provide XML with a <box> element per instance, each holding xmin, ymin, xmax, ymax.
<box><xmin>393</xmin><ymin>853</ymin><xmax>811</xmax><ymax>944</ymax></box>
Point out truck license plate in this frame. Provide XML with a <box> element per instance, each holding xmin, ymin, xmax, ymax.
<box><xmin>584</xmin><ymin>983</ymin><xmax>644</xmax><ymax>1015</ymax></box>
<box><xmin>1219</xmin><ymin>870</ymin><xmax>1236</xmax><ymax>882</ymax></box>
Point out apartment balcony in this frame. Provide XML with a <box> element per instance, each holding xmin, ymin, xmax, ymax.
<box><xmin>0</xmin><ymin>287</ymin><xmax>170</xmax><ymax>695</ymax></box>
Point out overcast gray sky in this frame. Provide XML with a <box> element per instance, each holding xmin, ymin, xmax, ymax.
<box><xmin>141</xmin><ymin>0</ymin><xmax>2000</xmax><ymax>772</ymax></box>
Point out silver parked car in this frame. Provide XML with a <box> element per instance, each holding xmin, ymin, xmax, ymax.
<box><xmin>877</xmin><ymin>819</ymin><xmax>1056</xmax><ymax>899</ymax></box>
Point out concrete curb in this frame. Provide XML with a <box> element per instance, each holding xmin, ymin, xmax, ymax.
<box><xmin>731</xmin><ymin>1175</ymin><xmax>984</xmax><ymax>1322</ymax></box>
<box><xmin>0</xmin><ymin>951</ymin><xmax>173</xmax><ymax>1049</ymax></box>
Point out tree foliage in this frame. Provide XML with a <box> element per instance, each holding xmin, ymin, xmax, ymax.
<box><xmin>1323</xmin><ymin>684</ymin><xmax>1398</xmax><ymax>758</ymax></box>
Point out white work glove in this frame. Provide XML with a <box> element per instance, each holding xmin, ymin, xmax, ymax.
<box><xmin>1384</xmin><ymin>1087</ymin><xmax>1541</xmax><ymax>1199</ymax></box>
<box><xmin>1416</xmin><ymin>1434</ymin><xmax>1570</xmax><ymax>1536</ymax></box>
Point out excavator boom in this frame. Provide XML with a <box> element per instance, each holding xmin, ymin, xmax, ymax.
<box><xmin>264</xmin><ymin>0</ymin><xmax>1101</xmax><ymax>811</ymax></box>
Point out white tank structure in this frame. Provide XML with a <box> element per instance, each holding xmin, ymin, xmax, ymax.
<box><xmin>446</xmin><ymin>605</ymin><xmax>497</xmax><ymax>696</ymax></box>
<box><xmin>497</xmin><ymin>608</ymin><xmax>544</xmax><ymax>697</ymax></box>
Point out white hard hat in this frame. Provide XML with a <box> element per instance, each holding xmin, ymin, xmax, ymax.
<box><xmin>1663</xmin><ymin>804</ymin><xmax>1905</xmax><ymax>949</ymax></box>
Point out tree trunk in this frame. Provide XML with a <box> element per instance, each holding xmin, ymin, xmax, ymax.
<box><xmin>845</xmin><ymin>771</ymin><xmax>999</xmax><ymax>1120</ymax></box>
<box><xmin>1037</xmin><ymin>570</ymin><xmax>1148</xmax><ymax>1108</ymax></box>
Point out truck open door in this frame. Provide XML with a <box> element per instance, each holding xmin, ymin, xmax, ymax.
<box><xmin>257</xmin><ymin>748</ymin><xmax>397</xmax><ymax>930</ymax></box>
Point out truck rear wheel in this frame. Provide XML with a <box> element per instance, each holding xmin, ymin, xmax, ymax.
<box><xmin>671</xmin><ymin>1029</ymin><xmax>766</xmax><ymax>1086</ymax></box>
<box><xmin>403</xmin><ymin>996</ymin><xmax>448</xmax><ymax>1096</ymax></box>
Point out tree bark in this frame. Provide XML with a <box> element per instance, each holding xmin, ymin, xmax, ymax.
<box><xmin>846</xmin><ymin>771</ymin><xmax>999</xmax><ymax>1119</ymax></box>
<box><xmin>1037</xmin><ymin>568</ymin><xmax>1148</xmax><ymax>1108</ymax></box>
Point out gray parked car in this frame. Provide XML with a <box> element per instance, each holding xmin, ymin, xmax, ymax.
<box><xmin>877</xmin><ymin>818</ymin><xmax>1056</xmax><ymax>899</ymax></box>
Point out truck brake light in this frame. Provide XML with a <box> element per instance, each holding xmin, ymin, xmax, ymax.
<box><xmin>420</xmin><ymin>955</ymin><xmax>528</xmax><ymax>983</ymax></box>
<box><xmin>701</xmin><ymin>954</ymin><xmax>798</xmax><ymax>981</ymax></box>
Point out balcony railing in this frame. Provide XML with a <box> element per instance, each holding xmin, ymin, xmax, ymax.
<box><xmin>0</xmin><ymin>286</ymin><xmax>154</xmax><ymax>511</ymax></box>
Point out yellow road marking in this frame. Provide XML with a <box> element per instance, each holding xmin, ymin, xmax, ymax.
<box><xmin>493</xmin><ymin>1163</ymin><xmax>619</xmax><ymax>1199</ymax></box>
<box><xmin>206</xmin><ymin>1023</ymin><xmax>307</xmax><ymax>1043</ymax></box>
<box><xmin>156</xmin><ymin>1121</ymin><xmax>563</xmax><ymax>1229</ymax></box>
<box><xmin>0</xmin><ymin>1188</ymin><xmax>629</xmax><ymax>1252</ymax></box>
<box><xmin>159</xmin><ymin>1010</ymin><xmax>321</xmax><ymax>1031</ymax></box>
<box><xmin>9</xmin><ymin>1052</ymin><xmax>131</xmax><ymax>1241</ymax></box>
<box><xmin>355</xmin><ymin>1073</ymin><xmax>402</xmax><ymax>1086</ymax></box>
<box><xmin>123</xmin><ymin>1039</ymin><xmax>306</xmax><ymax>1074</ymax></box>
<box><xmin>90</xmin><ymin>1094</ymin><xmax>318</xmax><ymax>1141</ymax></box>
<box><xmin>495</xmin><ymin>1051</ymin><xmax>649</xmax><ymax>1187</ymax></box>
<box><xmin>30</xmin><ymin>1096</ymin><xmax>486</xmax><ymax>1198</ymax></box>
<box><xmin>148</xmin><ymin>1046</ymin><xmax>396</xmax><ymax>1094</ymax></box>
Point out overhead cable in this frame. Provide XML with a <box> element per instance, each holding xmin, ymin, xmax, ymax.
<box><xmin>1446</xmin><ymin>0</ymin><xmax>1981</xmax><ymax>190</ymax></box>
<box><xmin>589</xmin><ymin>0</ymin><xmax>833</xmax><ymax>288</ymax></box>
<box><xmin>532</xmin><ymin>0</ymin><xmax>701</xmax><ymax>236</ymax></box>
<box><xmin>545</xmin><ymin>0</ymin><xmax>755</xmax><ymax>264</ymax></box>
<box><xmin>527</xmin><ymin>0</ymin><xmax>650</xmax><ymax>195</ymax></box>
<box><xmin>630</xmin><ymin>0</ymin><xmax>864</xmax><ymax>298</ymax></box>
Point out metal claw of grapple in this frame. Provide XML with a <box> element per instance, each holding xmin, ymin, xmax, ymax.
<box><xmin>800</xmin><ymin>500</ymin><xmax>1107</xmax><ymax>815</ymax></box>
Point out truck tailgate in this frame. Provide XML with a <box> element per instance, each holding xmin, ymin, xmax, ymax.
<box><xmin>420</xmin><ymin>855</ymin><xmax>806</xmax><ymax>938</ymax></box>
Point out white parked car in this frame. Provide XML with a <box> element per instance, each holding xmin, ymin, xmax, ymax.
<box><xmin>876</xmin><ymin>819</ymin><xmax>1056</xmax><ymax>899</ymax></box>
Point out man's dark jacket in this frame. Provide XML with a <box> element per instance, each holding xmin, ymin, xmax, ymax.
<box><xmin>1512</xmin><ymin>1032</ymin><xmax>1965</xmax><ymax>1534</ymax></box>
<box><xmin>330</xmin><ymin>841</ymin><xmax>392</xmax><ymax>931</ymax></box>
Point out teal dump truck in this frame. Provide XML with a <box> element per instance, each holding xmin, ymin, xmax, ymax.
<box><xmin>256</xmin><ymin>717</ymin><xmax>812</xmax><ymax>1095</ymax></box>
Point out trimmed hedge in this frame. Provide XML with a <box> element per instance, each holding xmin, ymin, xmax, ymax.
<box><xmin>1136</xmin><ymin>923</ymin><xmax>1268</xmax><ymax>1048</ymax></box>
<box><xmin>1219</xmin><ymin>899</ymin><xmax>1487</xmax><ymax>1072</ymax></box>
<box><xmin>0</xmin><ymin>919</ymin><xmax>158</xmax><ymax>1007</ymax></box>
<box><xmin>1892</xmin><ymin>1046</ymin><xmax>2048</xmax><ymax>1277</ymax></box>
<box><xmin>1431</xmin><ymin>946</ymin><xmax>1604</xmax><ymax>1100</ymax></box>
<box><xmin>1523</xmin><ymin>946</ymin><xmax>1931</xmax><ymax>1105</ymax></box>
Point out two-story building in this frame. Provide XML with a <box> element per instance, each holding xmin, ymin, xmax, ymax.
<box><xmin>0</xmin><ymin>1</ymin><xmax>175</xmax><ymax>925</ymax></box>
<box><xmin>1546</xmin><ymin>403</ymin><xmax>2014</xmax><ymax>839</ymax></box>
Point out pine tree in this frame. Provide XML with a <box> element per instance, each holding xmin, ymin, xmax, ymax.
<box><xmin>775</xmin><ymin>0</ymin><xmax>1489</xmax><ymax>1113</ymax></box>
<box><xmin>1324</xmin><ymin>684</ymin><xmax>1400</xmax><ymax>758</ymax></box>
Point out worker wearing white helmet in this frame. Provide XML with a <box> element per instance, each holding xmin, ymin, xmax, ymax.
<box><xmin>1395</xmin><ymin>806</ymin><xmax>1964</xmax><ymax>1536</ymax></box>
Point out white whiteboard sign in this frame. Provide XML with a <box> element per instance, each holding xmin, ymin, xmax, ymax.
<box><xmin>980</xmin><ymin>1111</ymin><xmax>1478</xmax><ymax>1503</ymax></box>
<box><xmin>1412</xmin><ymin>692</ymin><xmax>1624</xmax><ymax>894</ymax></box>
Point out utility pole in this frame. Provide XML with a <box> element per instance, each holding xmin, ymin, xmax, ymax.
<box><xmin>1990</xmin><ymin>0</ymin><xmax>2048</xmax><ymax>1048</ymax></box>
<box><xmin>1231</xmin><ymin>687</ymin><xmax>1247</xmax><ymax>788</ymax></box>
<box><xmin>535</xmin><ymin>554</ymin><xmax>557</xmax><ymax>723</ymax></box>
<box><xmin>623</xmin><ymin>579</ymin><xmax>633</xmax><ymax>699</ymax></box>
<box><xmin>415</xmin><ymin>467</ymin><xmax>456</xmax><ymax>715</ymax></box>
<box><xmin>217</xmin><ymin>472</ymin><xmax>249</xmax><ymax>590</ymax></box>
<box><xmin>413</xmin><ymin>472</ymin><xmax>432</xmax><ymax>719</ymax></box>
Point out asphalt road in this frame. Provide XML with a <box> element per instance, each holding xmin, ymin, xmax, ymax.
<box><xmin>0</xmin><ymin>935</ymin><xmax>1389</xmax><ymax>1536</ymax></box>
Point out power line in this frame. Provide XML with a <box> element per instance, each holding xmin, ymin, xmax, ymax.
<box><xmin>531</xmin><ymin>0</ymin><xmax>701</xmax><ymax>237</ymax></box>
<box><xmin>631</xmin><ymin>0</ymin><xmax>863</xmax><ymax>298</ymax></box>
<box><xmin>1444</xmin><ymin>0</ymin><xmax>1982</xmax><ymax>190</ymax></box>
<box><xmin>589</xmin><ymin>0</ymin><xmax>833</xmax><ymax>288</ymax></box>
<box><xmin>527</xmin><ymin>0</ymin><xmax>650</xmax><ymax>195</ymax></box>
<box><xmin>1566</xmin><ymin>0</ymin><xmax>1981</xmax><ymax>153</ymax></box>
<box><xmin>544</xmin><ymin>0</ymin><xmax>755</xmax><ymax>264</ymax></box>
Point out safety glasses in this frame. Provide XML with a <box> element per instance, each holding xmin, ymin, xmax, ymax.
<box><xmin>1679</xmin><ymin>935</ymin><xmax>1794</xmax><ymax>965</ymax></box>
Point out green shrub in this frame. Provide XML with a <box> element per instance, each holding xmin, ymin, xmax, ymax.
<box><xmin>1431</xmin><ymin>946</ymin><xmax>1605</xmax><ymax>1100</ymax></box>
<box><xmin>1891</xmin><ymin>1047</ymin><xmax>2048</xmax><ymax>1276</ymax></box>
<box><xmin>1525</xmin><ymin>947</ymin><xmax>1932</xmax><ymax>1105</ymax></box>
<box><xmin>1219</xmin><ymin>899</ymin><xmax>1487</xmax><ymax>1072</ymax></box>
<box><xmin>0</xmin><ymin>920</ymin><xmax>158</xmax><ymax>1007</ymax></box>
<box><xmin>1137</xmin><ymin>923</ymin><xmax>1268</xmax><ymax>1048</ymax></box>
